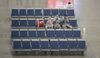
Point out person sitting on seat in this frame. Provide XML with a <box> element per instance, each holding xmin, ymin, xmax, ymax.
<box><xmin>45</xmin><ymin>17</ymin><xmax>54</xmax><ymax>28</ymax></box>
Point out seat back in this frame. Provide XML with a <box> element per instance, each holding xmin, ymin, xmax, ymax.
<box><xmin>20</xmin><ymin>31</ymin><xmax>28</xmax><ymax>38</ymax></box>
<box><xmin>72</xmin><ymin>29</ymin><xmax>81</xmax><ymax>38</ymax></box>
<box><xmin>27</xmin><ymin>9</ymin><xmax>34</xmax><ymax>16</ymax></box>
<box><xmin>13</xmin><ymin>41</ymin><xmax>22</xmax><ymax>49</ymax></box>
<box><xmin>22</xmin><ymin>41</ymin><xmax>31</xmax><ymax>49</ymax></box>
<box><xmin>37</xmin><ymin>29</ymin><xmax>45</xmax><ymax>38</ymax></box>
<box><xmin>43</xmin><ymin>9</ymin><xmax>51</xmax><ymax>16</ymax></box>
<box><xmin>51</xmin><ymin>9</ymin><xmax>58</xmax><ymax>16</ymax></box>
<box><xmin>64</xmin><ymin>29</ymin><xmax>73</xmax><ymax>38</ymax></box>
<box><xmin>55</xmin><ymin>29</ymin><xmax>64</xmax><ymax>38</ymax></box>
<box><xmin>46</xmin><ymin>29</ymin><xmax>55</xmax><ymax>38</ymax></box>
<box><xmin>11</xmin><ymin>31</ymin><xmax>19</xmax><ymax>38</ymax></box>
<box><xmin>40</xmin><ymin>41</ymin><xmax>49</xmax><ymax>49</ymax></box>
<box><xmin>34</xmin><ymin>9</ymin><xmax>42</xmax><ymax>16</ymax></box>
<box><xmin>69</xmin><ymin>20</ymin><xmax>77</xmax><ymax>28</ymax></box>
<box><xmin>50</xmin><ymin>41</ymin><xmax>59</xmax><ymax>49</ymax></box>
<box><xmin>20</xmin><ymin>20</ymin><xmax>27</xmax><ymax>27</ymax></box>
<box><xmin>59</xmin><ymin>9</ymin><xmax>67</xmax><ymax>16</ymax></box>
<box><xmin>12</xmin><ymin>20</ymin><xmax>20</xmax><ymax>27</ymax></box>
<box><xmin>31</xmin><ymin>41</ymin><xmax>40</xmax><ymax>49</ymax></box>
<box><xmin>19</xmin><ymin>9</ymin><xmax>27</xmax><ymax>16</ymax></box>
<box><xmin>11</xmin><ymin>9</ymin><xmax>19</xmax><ymax>16</ymax></box>
<box><xmin>67</xmin><ymin>9</ymin><xmax>75</xmax><ymax>16</ymax></box>
<box><xmin>28</xmin><ymin>30</ymin><xmax>37</xmax><ymax>38</ymax></box>
<box><xmin>28</xmin><ymin>20</ymin><xmax>36</xmax><ymax>27</ymax></box>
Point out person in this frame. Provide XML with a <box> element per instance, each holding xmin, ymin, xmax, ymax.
<box><xmin>60</xmin><ymin>16</ymin><xmax>72</xmax><ymax>29</ymax></box>
<box><xmin>45</xmin><ymin>17</ymin><xmax>54</xmax><ymax>28</ymax></box>
<box><xmin>58</xmin><ymin>17</ymin><xmax>64</xmax><ymax>28</ymax></box>
<box><xmin>67</xmin><ymin>2</ymin><xmax>73</xmax><ymax>9</ymax></box>
<box><xmin>53</xmin><ymin>20</ymin><xmax>61</xmax><ymax>29</ymax></box>
<box><xmin>53</xmin><ymin>16</ymin><xmax>61</xmax><ymax>29</ymax></box>
<box><xmin>36</xmin><ymin>18</ymin><xmax>45</xmax><ymax>27</ymax></box>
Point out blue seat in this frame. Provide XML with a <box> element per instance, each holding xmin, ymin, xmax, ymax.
<box><xmin>50</xmin><ymin>41</ymin><xmax>59</xmax><ymax>49</ymax></box>
<box><xmin>27</xmin><ymin>9</ymin><xmax>34</xmax><ymax>16</ymax></box>
<box><xmin>37</xmin><ymin>30</ymin><xmax>45</xmax><ymax>38</ymax></box>
<box><xmin>13</xmin><ymin>41</ymin><xmax>22</xmax><ymax>49</ymax></box>
<box><xmin>77</xmin><ymin>41</ymin><xmax>86</xmax><ymax>49</ymax></box>
<box><xmin>19</xmin><ymin>20</ymin><xmax>27</xmax><ymax>27</ymax></box>
<box><xmin>31</xmin><ymin>41</ymin><xmax>40</xmax><ymax>49</ymax></box>
<box><xmin>40</xmin><ymin>41</ymin><xmax>49</xmax><ymax>49</ymax></box>
<box><xmin>59</xmin><ymin>41</ymin><xmax>68</xmax><ymax>49</ymax></box>
<box><xmin>69</xmin><ymin>20</ymin><xmax>78</xmax><ymax>28</ymax></box>
<box><xmin>72</xmin><ymin>30</ymin><xmax>81</xmax><ymax>38</ymax></box>
<box><xmin>44</xmin><ymin>20</ymin><xmax>48</xmax><ymax>24</ymax></box>
<box><xmin>46</xmin><ymin>30</ymin><xmax>55</xmax><ymax>38</ymax></box>
<box><xmin>64</xmin><ymin>30</ymin><xmax>72</xmax><ymax>38</ymax></box>
<box><xmin>55</xmin><ymin>30</ymin><xmax>64</xmax><ymax>38</ymax></box>
<box><xmin>12</xmin><ymin>20</ymin><xmax>20</xmax><ymax>27</ymax></box>
<box><xmin>11</xmin><ymin>9</ymin><xmax>19</xmax><ymax>16</ymax></box>
<box><xmin>11</xmin><ymin>31</ymin><xmax>19</xmax><ymax>38</ymax></box>
<box><xmin>29</xmin><ymin>31</ymin><xmax>37</xmax><ymax>38</ymax></box>
<box><xmin>67</xmin><ymin>9</ymin><xmax>75</xmax><ymax>16</ymax></box>
<box><xmin>19</xmin><ymin>9</ymin><xmax>27</xmax><ymax>16</ymax></box>
<box><xmin>51</xmin><ymin>9</ymin><xmax>58</xmax><ymax>16</ymax></box>
<box><xmin>59</xmin><ymin>9</ymin><xmax>67</xmax><ymax>16</ymax></box>
<box><xmin>22</xmin><ymin>41</ymin><xmax>31</xmax><ymax>49</ymax></box>
<box><xmin>43</xmin><ymin>9</ymin><xmax>51</xmax><ymax>16</ymax></box>
<box><xmin>28</xmin><ymin>20</ymin><xmax>36</xmax><ymax>27</ymax></box>
<box><xmin>68</xmin><ymin>41</ymin><xmax>77</xmax><ymax>49</ymax></box>
<box><xmin>34</xmin><ymin>9</ymin><xmax>42</xmax><ymax>16</ymax></box>
<box><xmin>20</xmin><ymin>31</ymin><xmax>28</xmax><ymax>38</ymax></box>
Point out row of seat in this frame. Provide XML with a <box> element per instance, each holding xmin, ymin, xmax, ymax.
<box><xmin>11</xmin><ymin>20</ymin><xmax>77</xmax><ymax>28</ymax></box>
<box><xmin>11</xmin><ymin>9</ymin><xmax>74</xmax><ymax>17</ymax></box>
<box><xmin>13</xmin><ymin>39</ymin><xmax>86</xmax><ymax>50</ymax></box>
<box><xmin>11</xmin><ymin>29</ymin><xmax>81</xmax><ymax>38</ymax></box>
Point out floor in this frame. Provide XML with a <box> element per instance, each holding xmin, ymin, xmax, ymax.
<box><xmin>0</xmin><ymin>14</ymin><xmax>100</xmax><ymax>58</ymax></box>
<box><xmin>0</xmin><ymin>0</ymin><xmax>100</xmax><ymax>58</ymax></box>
